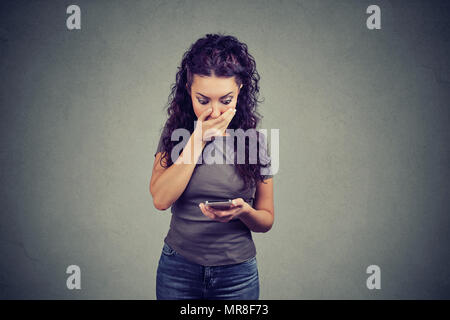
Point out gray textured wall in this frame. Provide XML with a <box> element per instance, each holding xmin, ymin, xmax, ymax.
<box><xmin>1</xmin><ymin>0</ymin><xmax>449</xmax><ymax>299</ymax></box>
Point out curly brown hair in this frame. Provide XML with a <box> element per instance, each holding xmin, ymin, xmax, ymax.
<box><xmin>158</xmin><ymin>33</ymin><xmax>271</xmax><ymax>189</ymax></box>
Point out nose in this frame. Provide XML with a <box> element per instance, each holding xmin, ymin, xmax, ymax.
<box><xmin>209</xmin><ymin>104</ymin><xmax>223</xmax><ymax>119</ymax></box>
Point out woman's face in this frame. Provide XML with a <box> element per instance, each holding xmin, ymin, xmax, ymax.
<box><xmin>188</xmin><ymin>74</ymin><xmax>243</xmax><ymax>121</ymax></box>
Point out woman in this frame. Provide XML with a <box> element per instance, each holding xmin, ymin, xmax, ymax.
<box><xmin>150</xmin><ymin>33</ymin><xmax>274</xmax><ymax>300</ymax></box>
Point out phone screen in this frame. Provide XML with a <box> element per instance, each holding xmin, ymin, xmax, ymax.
<box><xmin>204</xmin><ymin>200</ymin><xmax>233</xmax><ymax>210</ymax></box>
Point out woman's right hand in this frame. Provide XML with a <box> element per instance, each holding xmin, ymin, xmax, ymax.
<box><xmin>194</xmin><ymin>108</ymin><xmax>236</xmax><ymax>142</ymax></box>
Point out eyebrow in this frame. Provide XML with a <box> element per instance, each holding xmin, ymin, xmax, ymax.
<box><xmin>195</xmin><ymin>91</ymin><xmax>233</xmax><ymax>99</ymax></box>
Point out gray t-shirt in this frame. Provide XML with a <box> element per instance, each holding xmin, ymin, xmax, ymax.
<box><xmin>154</xmin><ymin>122</ymin><xmax>273</xmax><ymax>266</ymax></box>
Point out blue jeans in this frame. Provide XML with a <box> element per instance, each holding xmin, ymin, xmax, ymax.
<box><xmin>156</xmin><ymin>242</ymin><xmax>259</xmax><ymax>300</ymax></box>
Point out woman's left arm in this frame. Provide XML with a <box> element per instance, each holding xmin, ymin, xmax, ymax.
<box><xmin>239</xmin><ymin>178</ymin><xmax>274</xmax><ymax>233</ymax></box>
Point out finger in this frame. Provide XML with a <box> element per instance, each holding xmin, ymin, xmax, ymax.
<box><xmin>212</xmin><ymin>210</ymin><xmax>225</xmax><ymax>217</ymax></box>
<box><xmin>224</xmin><ymin>108</ymin><xmax>236</xmax><ymax>123</ymax></box>
<box><xmin>222</xmin><ymin>108</ymin><xmax>236</xmax><ymax>123</ymax></box>
<box><xmin>210</xmin><ymin>208</ymin><xmax>234</xmax><ymax>217</ymax></box>
<box><xmin>214</xmin><ymin>116</ymin><xmax>235</xmax><ymax>137</ymax></box>
<box><xmin>212</xmin><ymin>108</ymin><xmax>235</xmax><ymax>125</ymax></box>
<box><xmin>205</xmin><ymin>206</ymin><xmax>221</xmax><ymax>216</ymax></box>
<box><xmin>204</xmin><ymin>205</ymin><xmax>227</xmax><ymax>219</ymax></box>
<box><xmin>204</xmin><ymin>109</ymin><xmax>236</xmax><ymax>138</ymax></box>
<box><xmin>231</xmin><ymin>198</ymin><xmax>245</xmax><ymax>206</ymax></box>
<box><xmin>219</xmin><ymin>109</ymin><xmax>236</xmax><ymax>131</ymax></box>
<box><xmin>205</xmin><ymin>108</ymin><xmax>231</xmax><ymax>124</ymax></box>
<box><xmin>199</xmin><ymin>203</ymin><xmax>217</xmax><ymax>220</ymax></box>
<box><xmin>224</xmin><ymin>207</ymin><xmax>241</xmax><ymax>216</ymax></box>
<box><xmin>210</xmin><ymin>212</ymin><xmax>231</xmax><ymax>222</ymax></box>
<box><xmin>217</xmin><ymin>206</ymin><xmax>241</xmax><ymax>217</ymax></box>
<box><xmin>198</xmin><ymin>108</ymin><xmax>213</xmax><ymax>122</ymax></box>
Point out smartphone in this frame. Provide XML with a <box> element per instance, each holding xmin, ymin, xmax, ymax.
<box><xmin>204</xmin><ymin>199</ymin><xmax>233</xmax><ymax>210</ymax></box>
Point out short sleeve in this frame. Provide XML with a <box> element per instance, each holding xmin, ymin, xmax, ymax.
<box><xmin>258</xmin><ymin>131</ymin><xmax>274</xmax><ymax>180</ymax></box>
<box><xmin>154</xmin><ymin>121</ymin><xmax>169</xmax><ymax>157</ymax></box>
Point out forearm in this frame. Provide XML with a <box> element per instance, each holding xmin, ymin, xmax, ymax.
<box><xmin>239</xmin><ymin>207</ymin><xmax>274</xmax><ymax>233</ymax></box>
<box><xmin>152</xmin><ymin>133</ymin><xmax>206</xmax><ymax>209</ymax></box>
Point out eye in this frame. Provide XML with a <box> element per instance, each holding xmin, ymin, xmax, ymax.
<box><xmin>198</xmin><ymin>99</ymin><xmax>232</xmax><ymax>105</ymax></box>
